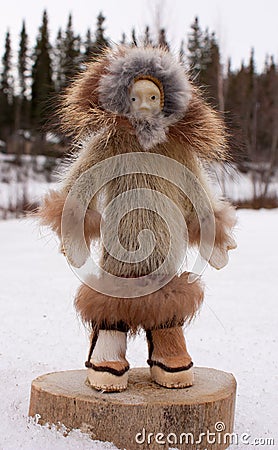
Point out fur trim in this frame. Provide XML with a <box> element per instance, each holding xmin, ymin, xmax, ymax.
<box><xmin>37</xmin><ymin>189</ymin><xmax>101</xmax><ymax>244</ymax></box>
<box><xmin>214</xmin><ymin>202</ymin><xmax>237</xmax><ymax>246</ymax></box>
<box><xmin>37</xmin><ymin>190</ymin><xmax>67</xmax><ymax>236</ymax></box>
<box><xmin>98</xmin><ymin>46</ymin><xmax>192</xmax><ymax>119</ymax></box>
<box><xmin>96</xmin><ymin>45</ymin><xmax>193</xmax><ymax>150</ymax></box>
<box><xmin>188</xmin><ymin>201</ymin><xmax>237</xmax><ymax>248</ymax></box>
<box><xmin>128</xmin><ymin>112</ymin><xmax>170</xmax><ymax>150</ymax></box>
<box><xmin>75</xmin><ymin>272</ymin><xmax>204</xmax><ymax>333</ymax></box>
<box><xmin>58</xmin><ymin>45</ymin><xmax>227</xmax><ymax>160</ymax></box>
<box><xmin>168</xmin><ymin>90</ymin><xmax>228</xmax><ymax>161</ymax></box>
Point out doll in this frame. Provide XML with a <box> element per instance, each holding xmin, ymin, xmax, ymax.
<box><xmin>38</xmin><ymin>45</ymin><xmax>237</xmax><ymax>392</ymax></box>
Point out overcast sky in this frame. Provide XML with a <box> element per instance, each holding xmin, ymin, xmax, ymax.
<box><xmin>1</xmin><ymin>0</ymin><xmax>277</xmax><ymax>71</ymax></box>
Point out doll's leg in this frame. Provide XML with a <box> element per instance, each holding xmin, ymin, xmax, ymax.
<box><xmin>85</xmin><ymin>323</ymin><xmax>130</xmax><ymax>392</ymax></box>
<box><xmin>140</xmin><ymin>272</ymin><xmax>204</xmax><ymax>388</ymax></box>
<box><xmin>75</xmin><ymin>272</ymin><xmax>203</xmax><ymax>391</ymax></box>
<box><xmin>146</xmin><ymin>326</ymin><xmax>193</xmax><ymax>388</ymax></box>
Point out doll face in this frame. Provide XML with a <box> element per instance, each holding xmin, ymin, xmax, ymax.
<box><xmin>129</xmin><ymin>79</ymin><xmax>162</xmax><ymax>117</ymax></box>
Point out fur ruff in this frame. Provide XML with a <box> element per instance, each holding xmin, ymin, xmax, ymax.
<box><xmin>58</xmin><ymin>45</ymin><xmax>227</xmax><ymax>160</ymax></box>
<box><xmin>75</xmin><ymin>272</ymin><xmax>204</xmax><ymax>333</ymax></box>
<box><xmin>98</xmin><ymin>46</ymin><xmax>192</xmax><ymax>118</ymax></box>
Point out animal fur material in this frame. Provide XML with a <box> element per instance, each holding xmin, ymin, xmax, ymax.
<box><xmin>59</xmin><ymin>46</ymin><xmax>227</xmax><ymax>160</ymax></box>
<box><xmin>75</xmin><ymin>272</ymin><xmax>204</xmax><ymax>333</ymax></box>
<box><xmin>39</xmin><ymin>44</ymin><xmax>237</xmax><ymax>334</ymax></box>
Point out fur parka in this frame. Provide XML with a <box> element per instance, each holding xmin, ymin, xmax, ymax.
<box><xmin>38</xmin><ymin>45</ymin><xmax>236</xmax><ymax>331</ymax></box>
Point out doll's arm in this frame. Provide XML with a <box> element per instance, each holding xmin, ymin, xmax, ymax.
<box><xmin>39</xmin><ymin>188</ymin><xmax>101</xmax><ymax>266</ymax></box>
<box><xmin>38</xmin><ymin>137</ymin><xmax>102</xmax><ymax>267</ymax></box>
<box><xmin>187</xmin><ymin>162</ymin><xmax>237</xmax><ymax>270</ymax></box>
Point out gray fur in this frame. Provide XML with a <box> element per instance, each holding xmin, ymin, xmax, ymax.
<box><xmin>98</xmin><ymin>46</ymin><xmax>192</xmax><ymax>150</ymax></box>
<box><xmin>129</xmin><ymin>112</ymin><xmax>171</xmax><ymax>149</ymax></box>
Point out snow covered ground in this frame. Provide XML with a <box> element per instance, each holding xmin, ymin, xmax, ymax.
<box><xmin>0</xmin><ymin>210</ymin><xmax>277</xmax><ymax>449</ymax></box>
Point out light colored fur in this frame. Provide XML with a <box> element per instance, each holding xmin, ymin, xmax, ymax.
<box><xmin>58</xmin><ymin>129</ymin><xmax>236</xmax><ymax>275</ymax></box>
<box><xmin>91</xmin><ymin>330</ymin><xmax>127</xmax><ymax>363</ymax></box>
<box><xmin>37</xmin><ymin>190</ymin><xmax>101</xmax><ymax>255</ymax></box>
<box><xmin>150</xmin><ymin>366</ymin><xmax>193</xmax><ymax>388</ymax></box>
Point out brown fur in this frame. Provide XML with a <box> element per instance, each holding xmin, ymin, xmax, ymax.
<box><xmin>214</xmin><ymin>202</ymin><xmax>237</xmax><ymax>246</ymax></box>
<box><xmin>92</xmin><ymin>361</ymin><xmax>129</xmax><ymax>371</ymax></box>
<box><xmin>149</xmin><ymin>327</ymin><xmax>192</xmax><ymax>368</ymax></box>
<box><xmin>60</xmin><ymin>129</ymin><xmax>229</xmax><ymax>278</ymax></box>
<box><xmin>75</xmin><ymin>272</ymin><xmax>204</xmax><ymax>333</ymax></box>
<box><xmin>59</xmin><ymin>50</ymin><xmax>133</xmax><ymax>142</ymax></box>
<box><xmin>40</xmin><ymin>46</ymin><xmax>236</xmax><ymax>341</ymax></box>
<box><xmin>168</xmin><ymin>90</ymin><xmax>228</xmax><ymax>161</ymax></box>
<box><xmin>37</xmin><ymin>189</ymin><xmax>101</xmax><ymax>244</ymax></box>
<box><xmin>37</xmin><ymin>190</ymin><xmax>67</xmax><ymax>236</ymax></box>
<box><xmin>188</xmin><ymin>201</ymin><xmax>237</xmax><ymax>248</ymax></box>
<box><xmin>58</xmin><ymin>49</ymin><xmax>227</xmax><ymax>163</ymax></box>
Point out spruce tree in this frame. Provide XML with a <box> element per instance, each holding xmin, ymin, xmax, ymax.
<box><xmin>120</xmin><ymin>33</ymin><xmax>126</xmax><ymax>45</ymax></box>
<box><xmin>90</xmin><ymin>12</ymin><xmax>110</xmax><ymax>59</ymax></box>
<box><xmin>224</xmin><ymin>55</ymin><xmax>257</xmax><ymax>165</ymax></box>
<box><xmin>17</xmin><ymin>20</ymin><xmax>30</xmax><ymax>129</ymax></box>
<box><xmin>246</xmin><ymin>48</ymin><xmax>258</xmax><ymax>158</ymax></box>
<box><xmin>31</xmin><ymin>10</ymin><xmax>54</xmax><ymax>132</ymax></box>
<box><xmin>62</xmin><ymin>14</ymin><xmax>81</xmax><ymax>85</ymax></box>
<box><xmin>158</xmin><ymin>28</ymin><xmax>169</xmax><ymax>50</ymax></box>
<box><xmin>187</xmin><ymin>21</ymin><xmax>223</xmax><ymax>109</ymax></box>
<box><xmin>84</xmin><ymin>28</ymin><xmax>93</xmax><ymax>61</ymax></box>
<box><xmin>0</xmin><ymin>30</ymin><xmax>14</xmax><ymax>139</ymax></box>
<box><xmin>18</xmin><ymin>21</ymin><xmax>28</xmax><ymax>99</ymax></box>
<box><xmin>131</xmin><ymin>28</ymin><xmax>137</xmax><ymax>47</ymax></box>
<box><xmin>1</xmin><ymin>31</ymin><xmax>14</xmax><ymax>100</ymax></box>
<box><xmin>179</xmin><ymin>40</ymin><xmax>185</xmax><ymax>65</ymax></box>
<box><xmin>187</xmin><ymin>17</ymin><xmax>203</xmax><ymax>80</ymax></box>
<box><xmin>203</xmin><ymin>32</ymin><xmax>222</xmax><ymax>109</ymax></box>
<box><xmin>144</xmin><ymin>26</ymin><xmax>152</xmax><ymax>46</ymax></box>
<box><xmin>257</xmin><ymin>56</ymin><xmax>278</xmax><ymax>165</ymax></box>
<box><xmin>53</xmin><ymin>28</ymin><xmax>64</xmax><ymax>91</ymax></box>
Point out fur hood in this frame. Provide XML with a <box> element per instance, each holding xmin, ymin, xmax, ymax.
<box><xmin>98</xmin><ymin>46</ymin><xmax>192</xmax><ymax>118</ymax></box>
<box><xmin>59</xmin><ymin>45</ymin><xmax>228</xmax><ymax>160</ymax></box>
<box><xmin>97</xmin><ymin>46</ymin><xmax>192</xmax><ymax>149</ymax></box>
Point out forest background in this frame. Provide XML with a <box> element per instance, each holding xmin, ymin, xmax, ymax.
<box><xmin>0</xmin><ymin>10</ymin><xmax>277</xmax><ymax>215</ymax></box>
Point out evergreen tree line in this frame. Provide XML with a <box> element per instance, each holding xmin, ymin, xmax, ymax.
<box><xmin>0</xmin><ymin>11</ymin><xmax>277</xmax><ymax>168</ymax></box>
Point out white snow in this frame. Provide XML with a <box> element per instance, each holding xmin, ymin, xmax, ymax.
<box><xmin>0</xmin><ymin>210</ymin><xmax>277</xmax><ymax>449</ymax></box>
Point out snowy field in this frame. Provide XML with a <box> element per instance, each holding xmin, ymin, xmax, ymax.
<box><xmin>0</xmin><ymin>210</ymin><xmax>277</xmax><ymax>450</ymax></box>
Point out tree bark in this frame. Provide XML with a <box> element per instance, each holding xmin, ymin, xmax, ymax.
<box><xmin>29</xmin><ymin>367</ymin><xmax>237</xmax><ymax>450</ymax></box>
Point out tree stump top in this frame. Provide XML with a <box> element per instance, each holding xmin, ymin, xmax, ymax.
<box><xmin>29</xmin><ymin>367</ymin><xmax>237</xmax><ymax>450</ymax></box>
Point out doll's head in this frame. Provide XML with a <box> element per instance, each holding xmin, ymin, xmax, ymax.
<box><xmin>129</xmin><ymin>77</ymin><xmax>163</xmax><ymax>117</ymax></box>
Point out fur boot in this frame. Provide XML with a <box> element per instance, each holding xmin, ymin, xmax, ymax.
<box><xmin>146</xmin><ymin>326</ymin><xmax>193</xmax><ymax>388</ymax></box>
<box><xmin>85</xmin><ymin>325</ymin><xmax>129</xmax><ymax>392</ymax></box>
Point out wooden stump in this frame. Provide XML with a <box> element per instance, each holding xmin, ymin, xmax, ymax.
<box><xmin>29</xmin><ymin>367</ymin><xmax>236</xmax><ymax>450</ymax></box>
